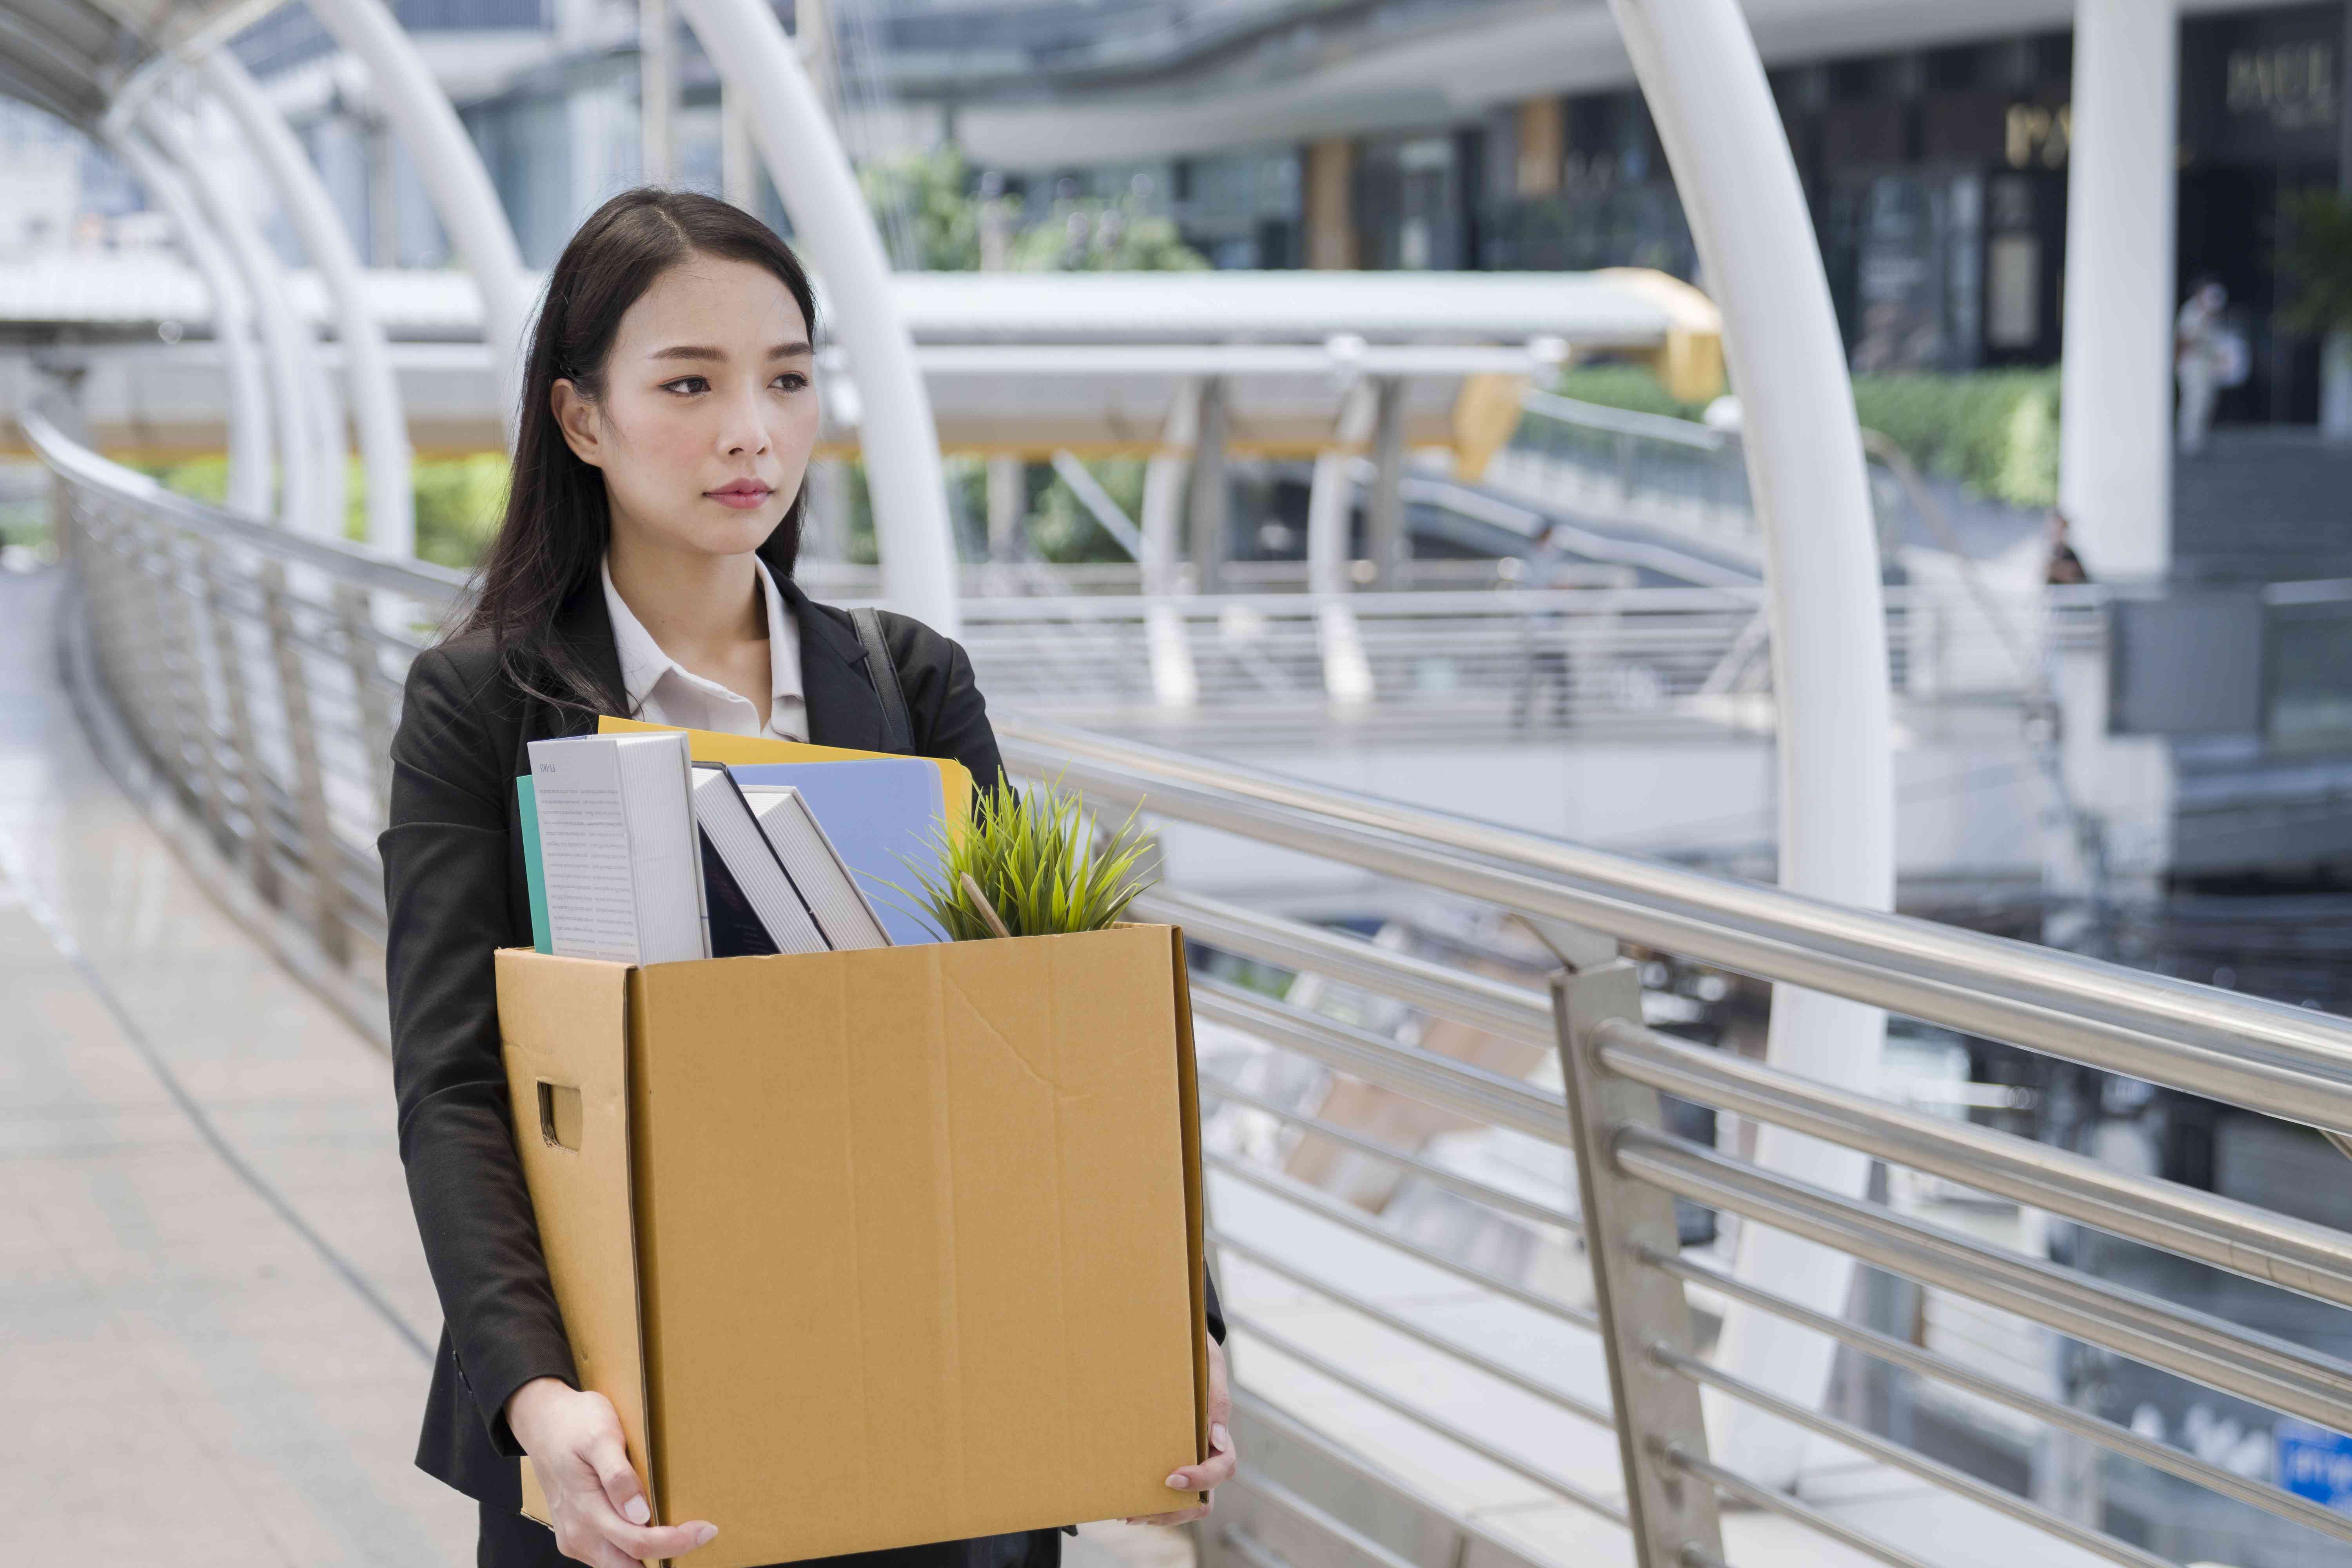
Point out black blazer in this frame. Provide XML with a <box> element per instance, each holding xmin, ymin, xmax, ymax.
<box><xmin>379</xmin><ymin>575</ymin><xmax>1224</xmax><ymax>1531</ymax></box>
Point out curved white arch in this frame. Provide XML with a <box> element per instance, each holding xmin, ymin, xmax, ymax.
<box><xmin>673</xmin><ymin>0</ymin><xmax>963</xmax><ymax>634</ymax></box>
<box><xmin>300</xmin><ymin>0</ymin><xmax>534</xmax><ymax>450</ymax></box>
<box><xmin>143</xmin><ymin>102</ymin><xmax>328</xmax><ymax>537</ymax></box>
<box><xmin>109</xmin><ymin>128</ymin><xmax>273</xmax><ymax>521</ymax></box>
<box><xmin>198</xmin><ymin>48</ymin><xmax>417</xmax><ymax>558</ymax></box>
<box><xmin>1608</xmin><ymin>0</ymin><xmax>1896</xmax><ymax>1485</ymax></box>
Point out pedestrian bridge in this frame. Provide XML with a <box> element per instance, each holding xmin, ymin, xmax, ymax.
<box><xmin>16</xmin><ymin>397</ymin><xmax>2352</xmax><ymax>1568</ymax></box>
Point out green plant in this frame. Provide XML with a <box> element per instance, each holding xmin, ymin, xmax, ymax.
<box><xmin>892</xmin><ymin>777</ymin><xmax>1158</xmax><ymax>940</ymax></box>
<box><xmin>2281</xmin><ymin>189</ymin><xmax>2352</xmax><ymax>339</ymax></box>
<box><xmin>1851</xmin><ymin>370</ymin><xmax>2060</xmax><ymax>509</ymax></box>
<box><xmin>1030</xmin><ymin>456</ymin><xmax>1148</xmax><ymax>563</ymax></box>
<box><xmin>860</xmin><ymin>145</ymin><xmax>994</xmax><ymax>271</ymax></box>
<box><xmin>408</xmin><ymin>452</ymin><xmax>510</xmax><ymax>568</ymax></box>
<box><xmin>1551</xmin><ymin>363</ymin><xmax>1709</xmax><ymax>420</ymax></box>
<box><xmin>1552</xmin><ymin>363</ymin><xmax>2062</xmax><ymax>509</ymax></box>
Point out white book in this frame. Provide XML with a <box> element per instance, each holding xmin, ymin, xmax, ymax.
<box><xmin>527</xmin><ymin>731</ymin><xmax>708</xmax><ymax>965</ymax></box>
<box><xmin>740</xmin><ymin>784</ymin><xmax>894</xmax><ymax>951</ymax></box>
<box><xmin>689</xmin><ymin>765</ymin><xmax>829</xmax><ymax>956</ymax></box>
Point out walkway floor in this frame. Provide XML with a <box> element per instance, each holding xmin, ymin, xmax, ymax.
<box><xmin>0</xmin><ymin>565</ymin><xmax>472</xmax><ymax>1563</ymax></box>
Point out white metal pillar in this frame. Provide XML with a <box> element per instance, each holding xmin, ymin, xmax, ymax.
<box><xmin>676</xmin><ymin>0</ymin><xmax>962</xmax><ymax>632</ymax></box>
<box><xmin>302</xmin><ymin>0</ymin><xmax>534</xmax><ymax>451</ymax></box>
<box><xmin>144</xmin><ymin>106</ymin><xmax>324</xmax><ymax>537</ymax></box>
<box><xmin>1308</xmin><ymin>378</ymin><xmax>1376</xmax><ymax>706</ymax></box>
<box><xmin>1608</xmin><ymin>0</ymin><xmax>1896</xmax><ymax>1487</ymax></box>
<box><xmin>641</xmin><ymin>0</ymin><xmax>674</xmax><ymax>185</ymax></box>
<box><xmin>199</xmin><ymin>50</ymin><xmax>416</xmax><ymax>557</ymax></box>
<box><xmin>1140</xmin><ymin>382</ymin><xmax>1200</xmax><ymax>706</ymax></box>
<box><xmin>111</xmin><ymin>129</ymin><xmax>274</xmax><ymax>521</ymax></box>
<box><xmin>2059</xmin><ymin>0</ymin><xmax>2178</xmax><ymax>581</ymax></box>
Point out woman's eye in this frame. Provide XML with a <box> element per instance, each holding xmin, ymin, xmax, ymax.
<box><xmin>773</xmin><ymin>372</ymin><xmax>809</xmax><ymax>391</ymax></box>
<box><xmin>662</xmin><ymin>376</ymin><xmax>708</xmax><ymax>395</ymax></box>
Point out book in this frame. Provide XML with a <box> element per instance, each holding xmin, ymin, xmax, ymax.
<box><xmin>738</xmin><ymin>784</ymin><xmax>893</xmax><ymax>950</ymax></box>
<box><xmin>689</xmin><ymin>764</ymin><xmax>828</xmax><ymax>956</ymax></box>
<box><xmin>594</xmin><ymin>717</ymin><xmax>973</xmax><ymax>838</ymax></box>
<box><xmin>728</xmin><ymin>759</ymin><xmax>952</xmax><ymax>946</ymax></box>
<box><xmin>526</xmin><ymin>731</ymin><xmax>708</xmax><ymax>965</ymax></box>
<box><xmin>516</xmin><ymin>775</ymin><xmax>552</xmax><ymax>955</ymax></box>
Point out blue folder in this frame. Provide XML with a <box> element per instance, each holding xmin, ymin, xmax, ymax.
<box><xmin>727</xmin><ymin>759</ymin><xmax>952</xmax><ymax>946</ymax></box>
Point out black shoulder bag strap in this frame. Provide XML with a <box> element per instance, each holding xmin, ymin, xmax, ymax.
<box><xmin>849</xmin><ymin>606</ymin><xmax>915</xmax><ymax>755</ymax></box>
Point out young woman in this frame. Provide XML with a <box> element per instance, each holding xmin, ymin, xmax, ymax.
<box><xmin>381</xmin><ymin>188</ymin><xmax>1235</xmax><ymax>1568</ymax></box>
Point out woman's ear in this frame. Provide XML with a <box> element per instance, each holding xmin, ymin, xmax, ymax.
<box><xmin>550</xmin><ymin>378</ymin><xmax>604</xmax><ymax>469</ymax></box>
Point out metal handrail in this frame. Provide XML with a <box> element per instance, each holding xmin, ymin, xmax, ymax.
<box><xmin>1205</xmin><ymin>1152</ymin><xmax>1593</xmax><ymax>1327</ymax></box>
<box><xmin>1521</xmin><ymin>388</ymin><xmax>1731</xmax><ymax>450</ymax></box>
<box><xmin>39</xmin><ymin>406</ymin><xmax>2352</xmax><ymax>1568</ymax></box>
<box><xmin>997</xmin><ymin>715</ymin><xmax>2352</xmax><ymax>1138</ymax></box>
<box><xmin>1649</xmin><ymin>1249</ymin><xmax>2352</xmax><ymax>1547</ymax></box>
<box><xmin>1597</xmin><ymin>1018</ymin><xmax>2352</xmax><ymax>1313</ymax></box>
<box><xmin>23</xmin><ymin>405</ymin><xmax>468</xmax><ymax>606</ymax></box>
<box><xmin>1200</xmin><ymin>1076</ymin><xmax>1579</xmax><ymax>1232</ymax></box>
<box><xmin>1617</xmin><ymin>1127</ymin><xmax>2352</xmax><ymax>1434</ymax></box>
<box><xmin>1656</xmin><ymin>1348</ymin><xmax>2175</xmax><ymax>1568</ymax></box>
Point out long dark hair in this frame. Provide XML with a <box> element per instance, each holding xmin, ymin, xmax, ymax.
<box><xmin>452</xmin><ymin>187</ymin><xmax>819</xmax><ymax>718</ymax></box>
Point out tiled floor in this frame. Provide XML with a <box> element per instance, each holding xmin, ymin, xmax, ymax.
<box><xmin>0</xmin><ymin>566</ymin><xmax>473</xmax><ymax>1563</ymax></box>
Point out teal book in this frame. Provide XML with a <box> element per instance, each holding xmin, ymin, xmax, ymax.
<box><xmin>516</xmin><ymin>774</ymin><xmax>553</xmax><ymax>955</ymax></box>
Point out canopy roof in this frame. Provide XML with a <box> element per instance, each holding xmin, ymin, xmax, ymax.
<box><xmin>0</xmin><ymin>0</ymin><xmax>252</xmax><ymax>129</ymax></box>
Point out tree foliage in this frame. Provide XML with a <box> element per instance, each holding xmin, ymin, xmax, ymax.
<box><xmin>2281</xmin><ymin>190</ymin><xmax>2352</xmax><ymax>339</ymax></box>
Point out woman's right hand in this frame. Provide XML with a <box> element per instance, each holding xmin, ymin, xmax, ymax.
<box><xmin>507</xmin><ymin>1377</ymin><xmax>719</xmax><ymax>1567</ymax></box>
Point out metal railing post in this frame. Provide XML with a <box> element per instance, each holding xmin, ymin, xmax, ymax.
<box><xmin>335</xmin><ymin>583</ymin><xmax>395</xmax><ymax>819</ymax></box>
<box><xmin>156</xmin><ymin>529</ymin><xmax>233</xmax><ymax>849</ymax></box>
<box><xmin>205</xmin><ymin>540</ymin><xmax>280</xmax><ymax>906</ymax></box>
<box><xmin>260</xmin><ymin>560</ymin><xmax>349</xmax><ymax>964</ymax></box>
<box><xmin>1552</xmin><ymin>958</ymin><xmax>1722</xmax><ymax>1568</ymax></box>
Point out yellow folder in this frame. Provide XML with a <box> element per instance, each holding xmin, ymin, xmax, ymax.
<box><xmin>595</xmin><ymin>715</ymin><xmax>974</xmax><ymax>828</ymax></box>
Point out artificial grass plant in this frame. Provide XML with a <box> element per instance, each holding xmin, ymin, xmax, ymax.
<box><xmin>893</xmin><ymin>776</ymin><xmax>1157</xmax><ymax>940</ymax></box>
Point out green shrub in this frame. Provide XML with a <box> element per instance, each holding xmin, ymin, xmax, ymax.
<box><xmin>408</xmin><ymin>452</ymin><xmax>509</xmax><ymax>569</ymax></box>
<box><xmin>145</xmin><ymin>450</ymin><xmax>512</xmax><ymax>568</ymax></box>
<box><xmin>1030</xmin><ymin>457</ymin><xmax>1147</xmax><ymax>564</ymax></box>
<box><xmin>2281</xmin><ymin>190</ymin><xmax>2352</xmax><ymax>339</ymax></box>
<box><xmin>1551</xmin><ymin>364</ymin><xmax>1708</xmax><ymax>421</ymax></box>
<box><xmin>1551</xmin><ymin>362</ymin><xmax>2060</xmax><ymax>509</ymax></box>
<box><xmin>149</xmin><ymin>453</ymin><xmax>230</xmax><ymax>506</ymax></box>
<box><xmin>1850</xmin><ymin>370</ymin><xmax>2060</xmax><ymax>509</ymax></box>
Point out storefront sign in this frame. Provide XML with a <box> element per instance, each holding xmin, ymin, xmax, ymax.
<box><xmin>2225</xmin><ymin>41</ymin><xmax>2339</xmax><ymax>132</ymax></box>
<box><xmin>2005</xmin><ymin>103</ymin><xmax>2071</xmax><ymax>168</ymax></box>
<box><xmin>2279</xmin><ymin>1418</ymin><xmax>2352</xmax><ymax>1513</ymax></box>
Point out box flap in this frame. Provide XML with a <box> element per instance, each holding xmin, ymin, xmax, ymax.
<box><xmin>1167</xmin><ymin>926</ymin><xmax>1211</xmax><ymax>1490</ymax></box>
<box><xmin>496</xmin><ymin>949</ymin><xmax>657</xmax><ymax>1527</ymax></box>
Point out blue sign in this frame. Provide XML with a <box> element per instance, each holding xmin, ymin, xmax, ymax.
<box><xmin>2278</xmin><ymin>1419</ymin><xmax>2352</xmax><ymax>1512</ymax></box>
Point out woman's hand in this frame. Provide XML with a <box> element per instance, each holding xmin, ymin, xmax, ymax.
<box><xmin>507</xmin><ymin>1377</ymin><xmax>719</xmax><ymax>1567</ymax></box>
<box><xmin>1124</xmin><ymin>1337</ymin><xmax>1238</xmax><ymax>1526</ymax></box>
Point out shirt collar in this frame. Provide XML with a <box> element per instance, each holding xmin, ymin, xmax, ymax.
<box><xmin>600</xmin><ymin>553</ymin><xmax>802</xmax><ymax>717</ymax></box>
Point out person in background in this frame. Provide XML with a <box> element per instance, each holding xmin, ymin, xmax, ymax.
<box><xmin>2175</xmin><ymin>278</ymin><xmax>2238</xmax><ymax>456</ymax></box>
<box><xmin>2047</xmin><ymin>510</ymin><xmax>2091</xmax><ymax>586</ymax></box>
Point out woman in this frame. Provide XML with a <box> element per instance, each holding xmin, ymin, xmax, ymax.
<box><xmin>381</xmin><ymin>188</ymin><xmax>1235</xmax><ymax>1568</ymax></box>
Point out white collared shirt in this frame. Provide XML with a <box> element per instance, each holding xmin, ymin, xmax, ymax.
<box><xmin>601</xmin><ymin>553</ymin><xmax>808</xmax><ymax>742</ymax></box>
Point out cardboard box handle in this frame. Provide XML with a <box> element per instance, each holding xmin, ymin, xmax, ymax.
<box><xmin>537</xmin><ymin>1080</ymin><xmax>584</xmax><ymax>1151</ymax></box>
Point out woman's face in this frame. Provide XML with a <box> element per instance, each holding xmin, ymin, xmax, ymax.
<box><xmin>552</xmin><ymin>253</ymin><xmax>819</xmax><ymax>561</ymax></box>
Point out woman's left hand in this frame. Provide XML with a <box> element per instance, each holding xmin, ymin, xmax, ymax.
<box><xmin>1124</xmin><ymin>1337</ymin><xmax>1238</xmax><ymax>1526</ymax></box>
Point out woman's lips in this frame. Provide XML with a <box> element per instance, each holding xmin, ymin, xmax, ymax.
<box><xmin>705</xmin><ymin>485</ymin><xmax>772</xmax><ymax>510</ymax></box>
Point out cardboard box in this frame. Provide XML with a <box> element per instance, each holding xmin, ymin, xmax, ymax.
<box><xmin>495</xmin><ymin>924</ymin><xmax>1209</xmax><ymax>1568</ymax></box>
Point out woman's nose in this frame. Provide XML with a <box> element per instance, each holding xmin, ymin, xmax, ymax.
<box><xmin>720</xmin><ymin>387</ymin><xmax>771</xmax><ymax>456</ymax></box>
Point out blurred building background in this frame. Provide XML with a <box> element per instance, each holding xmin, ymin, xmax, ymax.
<box><xmin>7</xmin><ymin>2</ymin><xmax>2352</xmax><ymax>1566</ymax></box>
